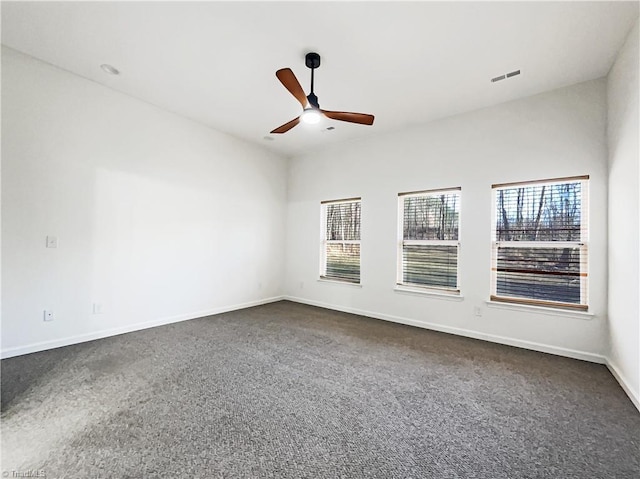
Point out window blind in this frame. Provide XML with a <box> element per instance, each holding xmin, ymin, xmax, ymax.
<box><xmin>398</xmin><ymin>190</ymin><xmax>460</xmax><ymax>291</ymax></box>
<box><xmin>325</xmin><ymin>201</ymin><xmax>361</xmax><ymax>241</ymax></box>
<box><xmin>321</xmin><ymin>199</ymin><xmax>361</xmax><ymax>283</ymax></box>
<box><xmin>491</xmin><ymin>178</ymin><xmax>588</xmax><ymax>309</ymax></box>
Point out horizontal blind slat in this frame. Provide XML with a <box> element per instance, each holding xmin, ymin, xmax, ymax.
<box><xmin>324</xmin><ymin>238</ymin><xmax>360</xmax><ymax>283</ymax></box>
<box><xmin>495</xmin><ymin>181</ymin><xmax>585</xmax><ymax>242</ymax></box>
<box><xmin>494</xmin><ymin>245</ymin><xmax>585</xmax><ymax>305</ymax></box>
<box><xmin>403</xmin><ymin>192</ymin><xmax>460</xmax><ymax>241</ymax></box>
<box><xmin>402</xmin><ymin>244</ymin><xmax>458</xmax><ymax>289</ymax></box>
<box><xmin>325</xmin><ymin>201</ymin><xmax>361</xmax><ymax>241</ymax></box>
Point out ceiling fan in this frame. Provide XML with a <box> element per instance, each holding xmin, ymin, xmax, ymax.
<box><xmin>270</xmin><ymin>52</ymin><xmax>375</xmax><ymax>134</ymax></box>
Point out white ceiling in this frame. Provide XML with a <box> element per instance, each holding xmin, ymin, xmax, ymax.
<box><xmin>2</xmin><ymin>1</ymin><xmax>638</xmax><ymax>158</ymax></box>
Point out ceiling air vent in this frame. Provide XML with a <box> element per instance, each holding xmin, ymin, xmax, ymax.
<box><xmin>491</xmin><ymin>69</ymin><xmax>520</xmax><ymax>83</ymax></box>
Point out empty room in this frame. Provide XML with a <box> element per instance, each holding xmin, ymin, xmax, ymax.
<box><xmin>1</xmin><ymin>1</ymin><xmax>639</xmax><ymax>478</ymax></box>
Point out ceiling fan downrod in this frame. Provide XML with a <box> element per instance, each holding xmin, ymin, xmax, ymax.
<box><xmin>305</xmin><ymin>52</ymin><xmax>321</xmax><ymax>109</ymax></box>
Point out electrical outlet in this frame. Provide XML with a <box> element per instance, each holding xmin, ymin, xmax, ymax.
<box><xmin>43</xmin><ymin>310</ymin><xmax>54</xmax><ymax>321</ymax></box>
<box><xmin>92</xmin><ymin>303</ymin><xmax>104</xmax><ymax>314</ymax></box>
<box><xmin>46</xmin><ymin>236</ymin><xmax>58</xmax><ymax>248</ymax></box>
<box><xmin>474</xmin><ymin>307</ymin><xmax>482</xmax><ymax>317</ymax></box>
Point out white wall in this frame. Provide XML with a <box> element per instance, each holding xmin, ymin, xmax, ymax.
<box><xmin>1</xmin><ymin>48</ymin><xmax>287</xmax><ymax>357</ymax></box>
<box><xmin>607</xmin><ymin>19</ymin><xmax>639</xmax><ymax>406</ymax></box>
<box><xmin>285</xmin><ymin>79</ymin><xmax>608</xmax><ymax>362</ymax></box>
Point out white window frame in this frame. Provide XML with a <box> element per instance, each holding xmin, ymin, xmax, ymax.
<box><xmin>320</xmin><ymin>197</ymin><xmax>362</xmax><ymax>284</ymax></box>
<box><xmin>490</xmin><ymin>176</ymin><xmax>589</xmax><ymax>311</ymax></box>
<box><xmin>397</xmin><ymin>188</ymin><xmax>461</xmax><ymax>294</ymax></box>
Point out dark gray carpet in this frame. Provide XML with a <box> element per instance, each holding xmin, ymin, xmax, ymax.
<box><xmin>2</xmin><ymin>301</ymin><xmax>638</xmax><ymax>478</ymax></box>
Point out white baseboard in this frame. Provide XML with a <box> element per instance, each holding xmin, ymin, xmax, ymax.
<box><xmin>1</xmin><ymin>296</ymin><xmax>284</xmax><ymax>359</ymax></box>
<box><xmin>283</xmin><ymin>295</ymin><xmax>607</xmax><ymax>364</ymax></box>
<box><xmin>605</xmin><ymin>359</ymin><xmax>640</xmax><ymax>412</ymax></box>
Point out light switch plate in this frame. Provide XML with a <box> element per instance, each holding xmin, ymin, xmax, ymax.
<box><xmin>43</xmin><ymin>310</ymin><xmax>54</xmax><ymax>321</ymax></box>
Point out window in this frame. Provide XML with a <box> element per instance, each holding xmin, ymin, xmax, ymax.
<box><xmin>397</xmin><ymin>188</ymin><xmax>461</xmax><ymax>293</ymax></box>
<box><xmin>491</xmin><ymin>176</ymin><xmax>589</xmax><ymax>310</ymax></box>
<box><xmin>320</xmin><ymin>198</ymin><xmax>361</xmax><ymax>284</ymax></box>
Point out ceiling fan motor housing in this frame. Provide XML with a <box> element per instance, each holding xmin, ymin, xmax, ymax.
<box><xmin>307</xmin><ymin>93</ymin><xmax>320</xmax><ymax>109</ymax></box>
<box><xmin>305</xmin><ymin>52</ymin><xmax>321</xmax><ymax>69</ymax></box>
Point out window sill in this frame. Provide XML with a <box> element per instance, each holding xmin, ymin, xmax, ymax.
<box><xmin>318</xmin><ymin>278</ymin><xmax>363</xmax><ymax>288</ymax></box>
<box><xmin>394</xmin><ymin>286</ymin><xmax>464</xmax><ymax>301</ymax></box>
<box><xmin>485</xmin><ymin>300</ymin><xmax>594</xmax><ymax>319</ymax></box>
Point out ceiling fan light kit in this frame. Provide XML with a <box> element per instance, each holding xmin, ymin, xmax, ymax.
<box><xmin>270</xmin><ymin>52</ymin><xmax>375</xmax><ymax>134</ymax></box>
<box><xmin>301</xmin><ymin>108</ymin><xmax>322</xmax><ymax>124</ymax></box>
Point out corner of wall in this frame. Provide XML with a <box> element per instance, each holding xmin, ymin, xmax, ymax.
<box><xmin>605</xmin><ymin>15</ymin><xmax>640</xmax><ymax>409</ymax></box>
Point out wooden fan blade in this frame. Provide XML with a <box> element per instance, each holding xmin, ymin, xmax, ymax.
<box><xmin>321</xmin><ymin>110</ymin><xmax>375</xmax><ymax>125</ymax></box>
<box><xmin>276</xmin><ymin>68</ymin><xmax>308</xmax><ymax>108</ymax></box>
<box><xmin>270</xmin><ymin>116</ymin><xmax>301</xmax><ymax>134</ymax></box>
